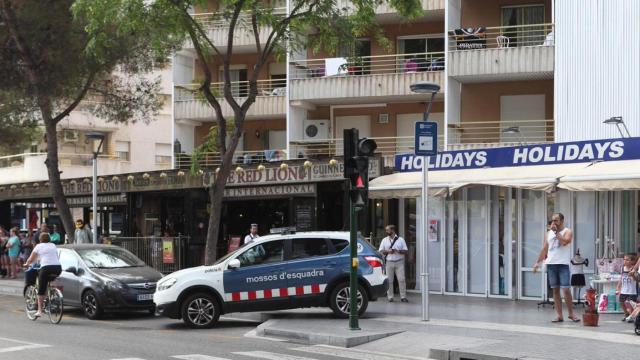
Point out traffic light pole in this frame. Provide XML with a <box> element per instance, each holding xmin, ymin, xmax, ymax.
<box><xmin>349</xmin><ymin>198</ymin><xmax>361</xmax><ymax>330</ymax></box>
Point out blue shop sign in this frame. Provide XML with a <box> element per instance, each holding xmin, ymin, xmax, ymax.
<box><xmin>395</xmin><ymin>137</ymin><xmax>640</xmax><ymax>172</ymax></box>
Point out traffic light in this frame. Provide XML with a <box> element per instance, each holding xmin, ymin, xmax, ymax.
<box><xmin>343</xmin><ymin>129</ymin><xmax>377</xmax><ymax>209</ymax></box>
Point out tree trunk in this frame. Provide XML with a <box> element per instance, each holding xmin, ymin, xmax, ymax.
<box><xmin>41</xmin><ymin>101</ymin><xmax>75</xmax><ymax>243</ymax></box>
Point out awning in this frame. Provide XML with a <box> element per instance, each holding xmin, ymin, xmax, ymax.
<box><xmin>558</xmin><ymin>160</ymin><xmax>640</xmax><ymax>191</ymax></box>
<box><xmin>369</xmin><ymin>163</ymin><xmax>588</xmax><ymax>199</ymax></box>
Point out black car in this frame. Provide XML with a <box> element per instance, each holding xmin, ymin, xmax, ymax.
<box><xmin>53</xmin><ymin>244</ymin><xmax>163</xmax><ymax>319</ymax></box>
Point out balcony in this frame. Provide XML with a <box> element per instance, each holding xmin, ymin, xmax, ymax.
<box><xmin>175</xmin><ymin>149</ymin><xmax>287</xmax><ymax>170</ymax></box>
<box><xmin>447</xmin><ymin>119</ymin><xmax>554</xmax><ymax>150</ymax></box>
<box><xmin>336</xmin><ymin>0</ymin><xmax>444</xmax><ymax>17</ymax></box>
<box><xmin>0</xmin><ymin>152</ymin><xmax>171</xmax><ymax>186</ymax></box>
<box><xmin>448</xmin><ymin>24</ymin><xmax>554</xmax><ymax>82</ymax></box>
<box><xmin>289</xmin><ymin>52</ymin><xmax>445</xmax><ymax>105</ymax></box>
<box><xmin>188</xmin><ymin>8</ymin><xmax>286</xmax><ymax>53</ymax></box>
<box><xmin>174</xmin><ymin>80</ymin><xmax>286</xmax><ymax>121</ymax></box>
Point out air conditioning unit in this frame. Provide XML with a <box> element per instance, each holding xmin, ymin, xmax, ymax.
<box><xmin>303</xmin><ymin>119</ymin><xmax>329</xmax><ymax>141</ymax></box>
<box><xmin>63</xmin><ymin>130</ymin><xmax>79</xmax><ymax>142</ymax></box>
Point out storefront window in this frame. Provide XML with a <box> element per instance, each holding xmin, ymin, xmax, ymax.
<box><xmin>446</xmin><ymin>191</ymin><xmax>463</xmax><ymax>293</ymax></box>
<box><xmin>521</xmin><ymin>190</ymin><xmax>544</xmax><ymax>298</ymax></box>
<box><xmin>621</xmin><ymin>191</ymin><xmax>635</xmax><ymax>254</ymax></box>
<box><xmin>467</xmin><ymin>187</ymin><xmax>487</xmax><ymax>295</ymax></box>
<box><xmin>403</xmin><ymin>198</ymin><xmax>417</xmax><ymax>289</ymax></box>
<box><xmin>490</xmin><ymin>187</ymin><xmax>508</xmax><ymax>296</ymax></box>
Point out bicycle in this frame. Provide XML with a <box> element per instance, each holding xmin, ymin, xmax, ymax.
<box><xmin>24</xmin><ymin>265</ymin><xmax>64</xmax><ymax>324</ymax></box>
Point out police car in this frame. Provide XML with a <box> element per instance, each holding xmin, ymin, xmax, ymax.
<box><xmin>153</xmin><ymin>231</ymin><xmax>388</xmax><ymax>328</ymax></box>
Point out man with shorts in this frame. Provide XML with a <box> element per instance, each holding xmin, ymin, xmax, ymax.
<box><xmin>534</xmin><ymin>213</ymin><xmax>579</xmax><ymax>322</ymax></box>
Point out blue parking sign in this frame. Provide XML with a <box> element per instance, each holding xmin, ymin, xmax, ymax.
<box><xmin>415</xmin><ymin>121</ymin><xmax>438</xmax><ymax>156</ymax></box>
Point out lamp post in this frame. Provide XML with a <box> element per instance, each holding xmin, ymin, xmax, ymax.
<box><xmin>410</xmin><ymin>81</ymin><xmax>440</xmax><ymax>321</ymax></box>
<box><xmin>86</xmin><ymin>132</ymin><xmax>105</xmax><ymax>244</ymax></box>
<box><xmin>603</xmin><ymin>116</ymin><xmax>631</xmax><ymax>138</ymax></box>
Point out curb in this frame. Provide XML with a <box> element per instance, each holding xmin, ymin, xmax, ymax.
<box><xmin>0</xmin><ymin>284</ymin><xmax>22</xmax><ymax>297</ymax></box>
<box><xmin>256</xmin><ymin>319</ymin><xmax>403</xmax><ymax>348</ymax></box>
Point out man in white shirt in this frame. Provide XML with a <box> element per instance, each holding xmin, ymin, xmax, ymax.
<box><xmin>378</xmin><ymin>225</ymin><xmax>409</xmax><ymax>302</ymax></box>
<box><xmin>244</xmin><ymin>224</ymin><xmax>259</xmax><ymax>245</ymax></box>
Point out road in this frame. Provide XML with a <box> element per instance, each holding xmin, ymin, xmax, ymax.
<box><xmin>0</xmin><ymin>294</ymin><xmax>407</xmax><ymax>360</ymax></box>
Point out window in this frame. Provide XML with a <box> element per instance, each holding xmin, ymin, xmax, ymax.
<box><xmin>291</xmin><ymin>238</ymin><xmax>330</xmax><ymax>259</ymax></box>
<box><xmin>219</xmin><ymin>67</ymin><xmax>248</xmax><ymax>97</ymax></box>
<box><xmin>337</xmin><ymin>39</ymin><xmax>371</xmax><ymax>75</ymax></box>
<box><xmin>331</xmin><ymin>239</ymin><xmax>349</xmax><ymax>253</ymax></box>
<box><xmin>58</xmin><ymin>250</ymin><xmax>79</xmax><ymax>271</ymax></box>
<box><xmin>155</xmin><ymin>143</ymin><xmax>172</xmax><ymax>164</ymax></box>
<box><xmin>237</xmin><ymin>240</ymin><xmax>284</xmax><ymax>267</ymax></box>
<box><xmin>501</xmin><ymin>5</ymin><xmax>545</xmax><ymax>46</ymax></box>
<box><xmin>115</xmin><ymin>141</ymin><xmax>130</xmax><ymax>161</ymax></box>
<box><xmin>397</xmin><ymin>36</ymin><xmax>445</xmax><ymax>72</ymax></box>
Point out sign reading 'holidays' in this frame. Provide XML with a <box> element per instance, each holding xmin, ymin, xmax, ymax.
<box><xmin>396</xmin><ymin>137</ymin><xmax>640</xmax><ymax>172</ymax></box>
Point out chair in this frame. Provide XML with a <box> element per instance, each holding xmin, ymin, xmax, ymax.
<box><xmin>496</xmin><ymin>35</ymin><xmax>510</xmax><ymax>48</ymax></box>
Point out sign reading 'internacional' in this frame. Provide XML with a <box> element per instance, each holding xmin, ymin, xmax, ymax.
<box><xmin>223</xmin><ymin>184</ymin><xmax>316</xmax><ymax>198</ymax></box>
<box><xmin>396</xmin><ymin>137</ymin><xmax>640</xmax><ymax>172</ymax></box>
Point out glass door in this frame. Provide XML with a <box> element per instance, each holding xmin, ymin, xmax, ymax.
<box><xmin>466</xmin><ymin>187</ymin><xmax>488</xmax><ymax>295</ymax></box>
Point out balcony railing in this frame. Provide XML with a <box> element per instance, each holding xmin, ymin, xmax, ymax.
<box><xmin>447</xmin><ymin>119</ymin><xmax>554</xmax><ymax>146</ymax></box>
<box><xmin>175</xmin><ymin>79</ymin><xmax>286</xmax><ymax>101</ymax></box>
<box><xmin>191</xmin><ymin>7</ymin><xmax>287</xmax><ymax>30</ymax></box>
<box><xmin>0</xmin><ymin>152</ymin><xmax>114</xmax><ymax>169</ymax></box>
<box><xmin>448</xmin><ymin>23</ymin><xmax>554</xmax><ymax>51</ymax></box>
<box><xmin>290</xmin><ymin>52</ymin><xmax>445</xmax><ymax>79</ymax></box>
<box><xmin>175</xmin><ymin>149</ymin><xmax>287</xmax><ymax>169</ymax></box>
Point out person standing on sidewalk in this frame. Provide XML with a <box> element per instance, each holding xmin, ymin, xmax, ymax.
<box><xmin>74</xmin><ymin>219</ymin><xmax>92</xmax><ymax>244</ymax></box>
<box><xmin>534</xmin><ymin>213</ymin><xmax>579</xmax><ymax>323</ymax></box>
<box><xmin>49</xmin><ymin>224</ymin><xmax>62</xmax><ymax>245</ymax></box>
<box><xmin>379</xmin><ymin>225</ymin><xmax>409</xmax><ymax>303</ymax></box>
<box><xmin>244</xmin><ymin>224</ymin><xmax>260</xmax><ymax>245</ymax></box>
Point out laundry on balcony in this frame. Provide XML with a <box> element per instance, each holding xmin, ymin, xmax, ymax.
<box><xmin>452</xmin><ymin>27</ymin><xmax>487</xmax><ymax>50</ymax></box>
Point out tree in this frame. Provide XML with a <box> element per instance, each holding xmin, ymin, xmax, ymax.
<box><xmin>0</xmin><ymin>0</ymin><xmax>181</xmax><ymax>240</ymax></box>
<box><xmin>81</xmin><ymin>0</ymin><xmax>421</xmax><ymax>264</ymax></box>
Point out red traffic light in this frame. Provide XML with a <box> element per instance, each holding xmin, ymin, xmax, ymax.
<box><xmin>355</xmin><ymin>175</ymin><xmax>364</xmax><ymax>188</ymax></box>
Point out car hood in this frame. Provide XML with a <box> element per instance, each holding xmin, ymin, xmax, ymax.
<box><xmin>91</xmin><ymin>266</ymin><xmax>163</xmax><ymax>284</ymax></box>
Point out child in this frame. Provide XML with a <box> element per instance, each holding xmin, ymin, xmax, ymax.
<box><xmin>617</xmin><ymin>253</ymin><xmax>638</xmax><ymax>322</ymax></box>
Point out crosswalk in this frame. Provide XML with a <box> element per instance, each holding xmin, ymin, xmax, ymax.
<box><xmin>108</xmin><ymin>345</ymin><xmax>423</xmax><ymax>360</ymax></box>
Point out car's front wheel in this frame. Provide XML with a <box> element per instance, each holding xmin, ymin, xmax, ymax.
<box><xmin>329</xmin><ymin>282</ymin><xmax>368</xmax><ymax>318</ymax></box>
<box><xmin>82</xmin><ymin>290</ymin><xmax>104</xmax><ymax>320</ymax></box>
<box><xmin>181</xmin><ymin>292</ymin><xmax>220</xmax><ymax>329</ymax></box>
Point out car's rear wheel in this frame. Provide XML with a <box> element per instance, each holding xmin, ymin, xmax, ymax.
<box><xmin>329</xmin><ymin>282</ymin><xmax>368</xmax><ymax>318</ymax></box>
<box><xmin>82</xmin><ymin>290</ymin><xmax>103</xmax><ymax>320</ymax></box>
<box><xmin>181</xmin><ymin>292</ymin><xmax>220</xmax><ymax>329</ymax></box>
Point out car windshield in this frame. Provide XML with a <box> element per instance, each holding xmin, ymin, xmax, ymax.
<box><xmin>76</xmin><ymin>247</ymin><xmax>146</xmax><ymax>268</ymax></box>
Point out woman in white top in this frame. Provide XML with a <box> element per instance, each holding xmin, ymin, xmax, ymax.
<box><xmin>24</xmin><ymin>233</ymin><xmax>62</xmax><ymax>318</ymax></box>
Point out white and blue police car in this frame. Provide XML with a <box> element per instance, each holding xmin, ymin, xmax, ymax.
<box><xmin>154</xmin><ymin>231</ymin><xmax>388</xmax><ymax>328</ymax></box>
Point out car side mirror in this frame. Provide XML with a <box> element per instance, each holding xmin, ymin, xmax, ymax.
<box><xmin>228</xmin><ymin>259</ymin><xmax>241</xmax><ymax>269</ymax></box>
<box><xmin>65</xmin><ymin>266</ymin><xmax>78</xmax><ymax>275</ymax></box>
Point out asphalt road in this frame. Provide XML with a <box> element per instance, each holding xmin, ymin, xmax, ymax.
<box><xmin>0</xmin><ymin>294</ymin><xmax>406</xmax><ymax>360</ymax></box>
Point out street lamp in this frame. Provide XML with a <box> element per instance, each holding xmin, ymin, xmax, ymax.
<box><xmin>410</xmin><ymin>81</ymin><xmax>440</xmax><ymax>322</ymax></box>
<box><xmin>86</xmin><ymin>132</ymin><xmax>105</xmax><ymax>244</ymax></box>
<box><xmin>603</xmin><ymin>116</ymin><xmax>631</xmax><ymax>138</ymax></box>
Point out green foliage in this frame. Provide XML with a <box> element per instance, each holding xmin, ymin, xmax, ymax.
<box><xmin>189</xmin><ymin>121</ymin><xmax>235</xmax><ymax>175</ymax></box>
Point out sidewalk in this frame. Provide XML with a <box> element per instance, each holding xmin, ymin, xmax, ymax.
<box><xmin>0</xmin><ymin>271</ymin><xmax>24</xmax><ymax>296</ymax></box>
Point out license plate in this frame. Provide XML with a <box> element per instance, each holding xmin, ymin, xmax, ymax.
<box><xmin>137</xmin><ymin>294</ymin><xmax>154</xmax><ymax>301</ymax></box>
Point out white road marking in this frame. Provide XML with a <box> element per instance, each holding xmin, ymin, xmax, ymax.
<box><xmin>292</xmin><ymin>345</ymin><xmax>429</xmax><ymax>360</ymax></box>
<box><xmin>110</xmin><ymin>358</ymin><xmax>147</xmax><ymax>360</ymax></box>
<box><xmin>0</xmin><ymin>336</ymin><xmax>50</xmax><ymax>353</ymax></box>
<box><xmin>233</xmin><ymin>351</ymin><xmax>318</xmax><ymax>360</ymax></box>
<box><xmin>172</xmin><ymin>355</ymin><xmax>231</xmax><ymax>360</ymax></box>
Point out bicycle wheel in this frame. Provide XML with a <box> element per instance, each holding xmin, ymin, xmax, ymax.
<box><xmin>47</xmin><ymin>287</ymin><xmax>64</xmax><ymax>324</ymax></box>
<box><xmin>24</xmin><ymin>285</ymin><xmax>38</xmax><ymax>321</ymax></box>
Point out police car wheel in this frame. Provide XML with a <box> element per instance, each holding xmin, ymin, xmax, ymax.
<box><xmin>329</xmin><ymin>282</ymin><xmax>368</xmax><ymax>318</ymax></box>
<box><xmin>181</xmin><ymin>292</ymin><xmax>220</xmax><ymax>329</ymax></box>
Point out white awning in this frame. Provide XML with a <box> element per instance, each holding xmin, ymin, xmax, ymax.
<box><xmin>558</xmin><ymin>160</ymin><xmax>640</xmax><ymax>191</ymax></box>
<box><xmin>369</xmin><ymin>163</ymin><xmax>588</xmax><ymax>199</ymax></box>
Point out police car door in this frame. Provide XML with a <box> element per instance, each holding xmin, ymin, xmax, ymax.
<box><xmin>223</xmin><ymin>239</ymin><xmax>288</xmax><ymax>312</ymax></box>
<box><xmin>286</xmin><ymin>237</ymin><xmax>334</xmax><ymax>307</ymax></box>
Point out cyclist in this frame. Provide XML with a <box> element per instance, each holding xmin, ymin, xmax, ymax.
<box><xmin>23</xmin><ymin>232</ymin><xmax>61</xmax><ymax>318</ymax></box>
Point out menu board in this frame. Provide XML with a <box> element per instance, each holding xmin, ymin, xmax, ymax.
<box><xmin>295</xmin><ymin>204</ymin><xmax>313</xmax><ymax>231</ymax></box>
